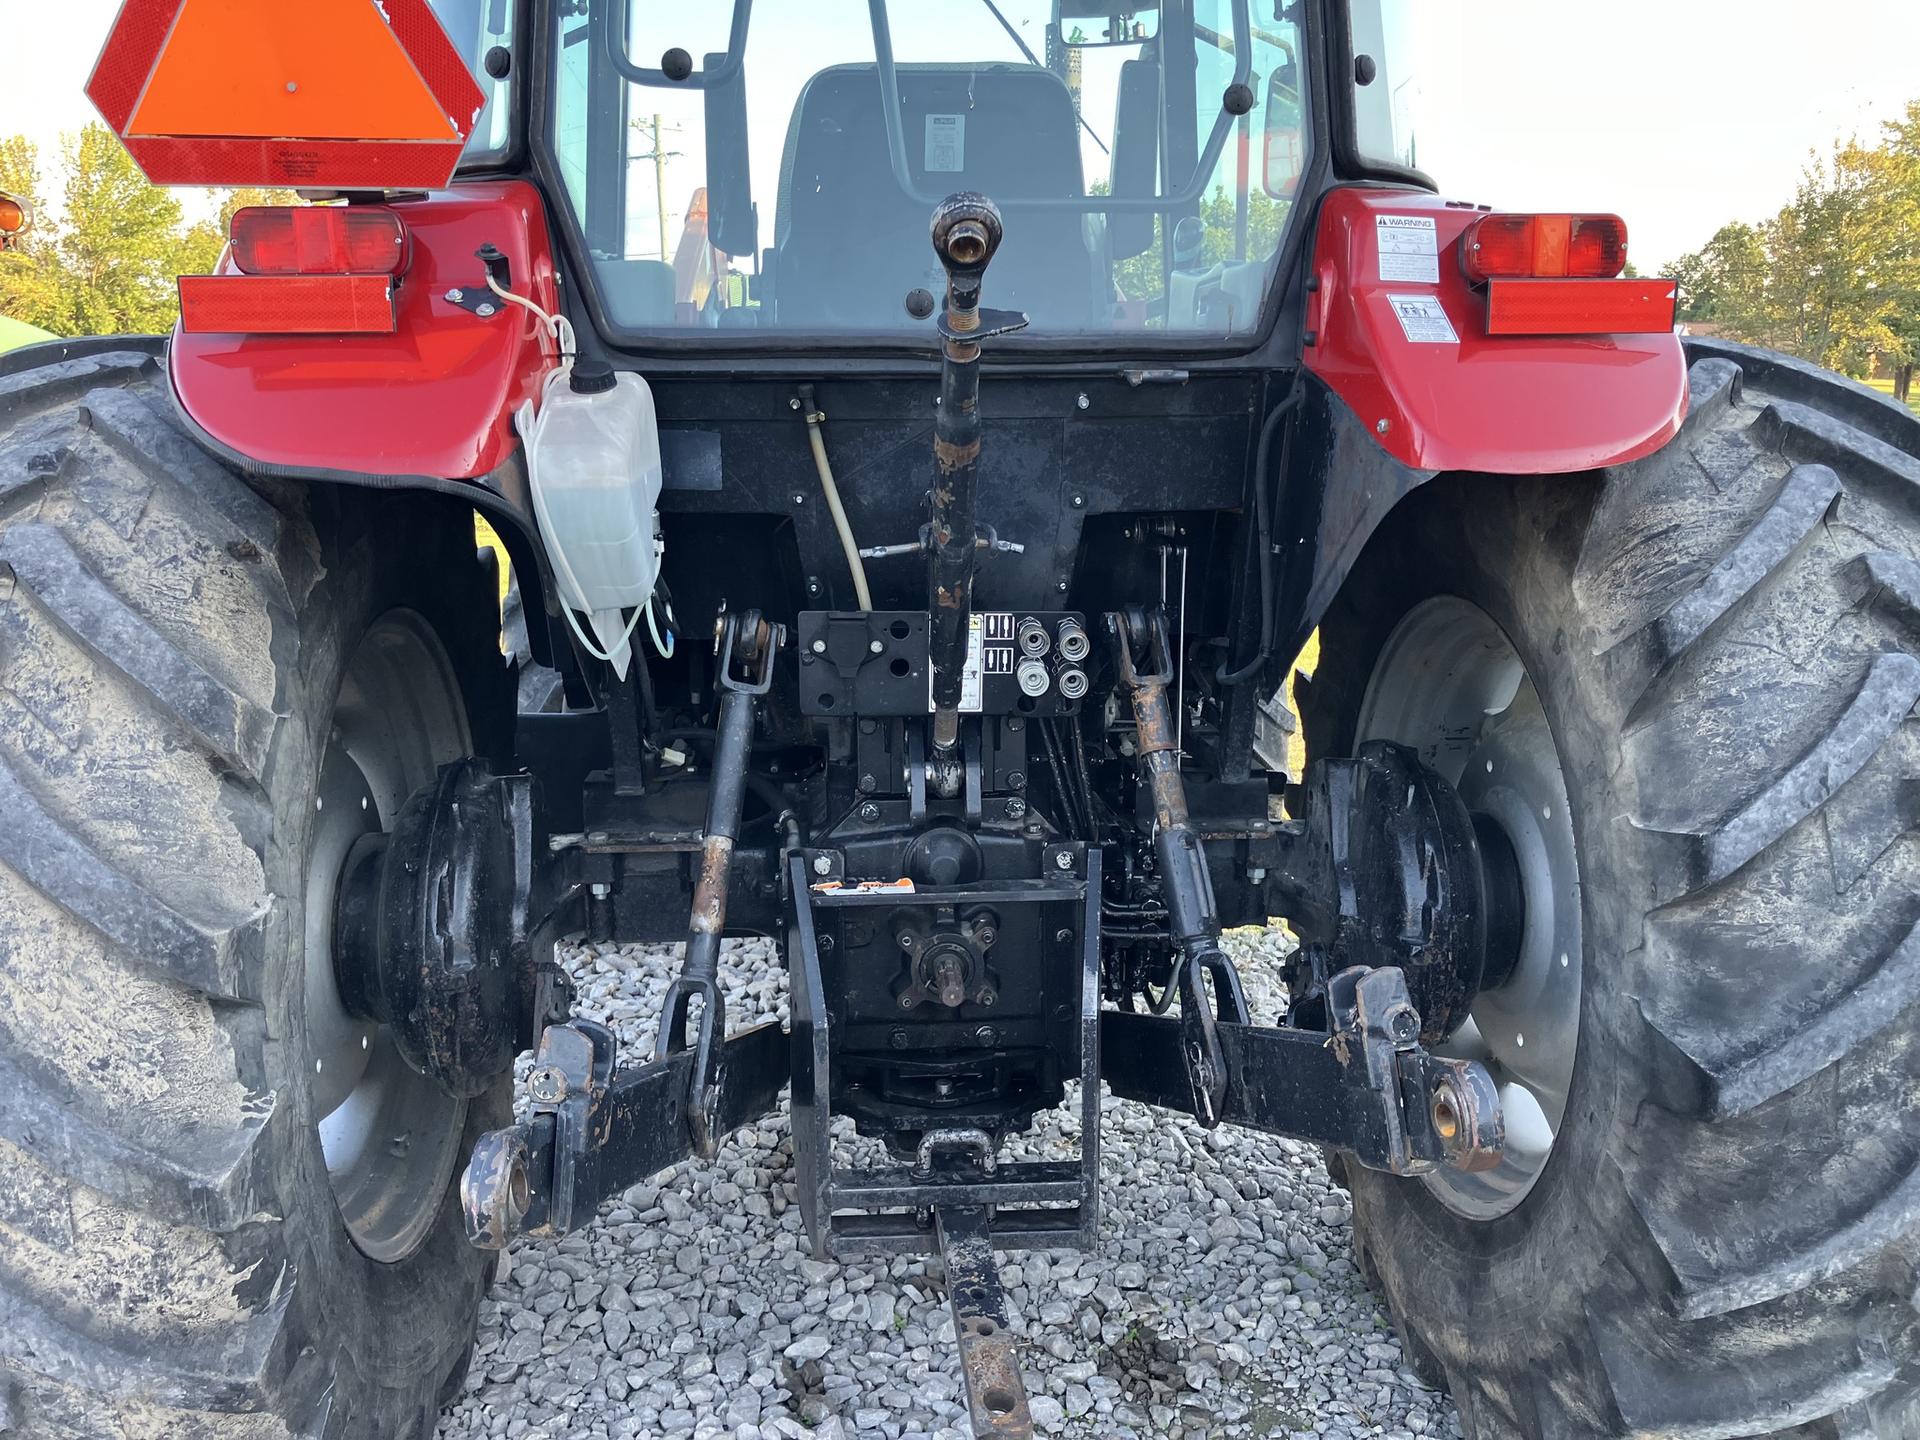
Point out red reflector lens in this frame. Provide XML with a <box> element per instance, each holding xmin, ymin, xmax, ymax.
<box><xmin>1463</xmin><ymin>214</ymin><xmax>1627</xmax><ymax>281</ymax></box>
<box><xmin>0</xmin><ymin>195</ymin><xmax>25</xmax><ymax>233</ymax></box>
<box><xmin>178</xmin><ymin>274</ymin><xmax>398</xmax><ymax>334</ymax></box>
<box><xmin>229</xmin><ymin>207</ymin><xmax>408</xmax><ymax>276</ymax></box>
<box><xmin>1483</xmin><ymin>277</ymin><xmax>1676</xmax><ymax>336</ymax></box>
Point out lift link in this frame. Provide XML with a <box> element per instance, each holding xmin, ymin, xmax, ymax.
<box><xmin>1109</xmin><ymin>605</ymin><xmax>1250</xmax><ymax>1128</ymax></box>
<box><xmin>655</xmin><ymin>607</ymin><xmax>783</xmax><ymax>1159</ymax></box>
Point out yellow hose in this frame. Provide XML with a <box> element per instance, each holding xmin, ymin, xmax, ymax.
<box><xmin>803</xmin><ymin>404</ymin><xmax>873</xmax><ymax>612</ymax></box>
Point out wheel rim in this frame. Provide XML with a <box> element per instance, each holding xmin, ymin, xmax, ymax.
<box><xmin>1354</xmin><ymin>597</ymin><xmax>1582</xmax><ymax>1220</ymax></box>
<box><xmin>303</xmin><ymin>612</ymin><xmax>472</xmax><ymax>1262</ymax></box>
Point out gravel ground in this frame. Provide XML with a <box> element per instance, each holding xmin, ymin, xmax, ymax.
<box><xmin>436</xmin><ymin>931</ymin><xmax>1462</xmax><ymax>1440</ymax></box>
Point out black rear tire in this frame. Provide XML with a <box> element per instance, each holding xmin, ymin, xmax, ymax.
<box><xmin>1304</xmin><ymin>341</ymin><xmax>1920</xmax><ymax>1438</ymax></box>
<box><xmin>0</xmin><ymin>351</ymin><xmax>512</xmax><ymax>1437</ymax></box>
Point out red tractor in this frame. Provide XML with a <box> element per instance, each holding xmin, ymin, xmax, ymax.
<box><xmin>1</xmin><ymin>1</ymin><xmax>1914</xmax><ymax>1436</ymax></box>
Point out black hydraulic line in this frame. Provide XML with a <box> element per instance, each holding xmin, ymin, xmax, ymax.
<box><xmin>1217</xmin><ymin>379</ymin><xmax>1303</xmax><ymax>685</ymax></box>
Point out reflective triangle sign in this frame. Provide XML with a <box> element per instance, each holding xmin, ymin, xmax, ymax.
<box><xmin>88</xmin><ymin>0</ymin><xmax>489</xmax><ymax>190</ymax></box>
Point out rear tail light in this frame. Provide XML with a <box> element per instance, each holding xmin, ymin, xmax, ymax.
<box><xmin>0</xmin><ymin>191</ymin><xmax>29</xmax><ymax>235</ymax></box>
<box><xmin>1462</xmin><ymin>214</ymin><xmax>1627</xmax><ymax>282</ymax></box>
<box><xmin>229</xmin><ymin>206</ymin><xmax>409</xmax><ymax>276</ymax></box>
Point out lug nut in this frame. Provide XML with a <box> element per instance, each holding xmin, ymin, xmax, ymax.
<box><xmin>1056</xmin><ymin>665</ymin><xmax>1089</xmax><ymax>700</ymax></box>
<box><xmin>1055</xmin><ymin>616</ymin><xmax>1091</xmax><ymax>662</ymax></box>
<box><xmin>1017</xmin><ymin>617</ymin><xmax>1051</xmax><ymax>657</ymax></box>
<box><xmin>1016</xmin><ymin>658</ymin><xmax>1051</xmax><ymax>697</ymax></box>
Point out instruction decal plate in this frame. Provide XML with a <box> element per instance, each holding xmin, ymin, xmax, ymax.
<box><xmin>1387</xmin><ymin>293</ymin><xmax>1459</xmax><ymax>344</ymax></box>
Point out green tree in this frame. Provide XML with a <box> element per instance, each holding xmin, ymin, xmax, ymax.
<box><xmin>1671</xmin><ymin>108</ymin><xmax>1920</xmax><ymax>384</ymax></box>
<box><xmin>0</xmin><ymin>125</ymin><xmax>292</xmax><ymax>337</ymax></box>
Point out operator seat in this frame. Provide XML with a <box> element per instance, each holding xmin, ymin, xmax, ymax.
<box><xmin>773</xmin><ymin>63</ymin><xmax>1096</xmax><ymax>332</ymax></box>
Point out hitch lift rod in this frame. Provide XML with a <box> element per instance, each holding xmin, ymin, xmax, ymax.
<box><xmin>655</xmin><ymin>608</ymin><xmax>781</xmax><ymax>1159</ymax></box>
<box><xmin>1109</xmin><ymin>605</ymin><xmax>1249</xmax><ymax>1127</ymax></box>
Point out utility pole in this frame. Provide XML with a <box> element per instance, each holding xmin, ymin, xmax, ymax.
<box><xmin>628</xmin><ymin>115</ymin><xmax>682</xmax><ymax>261</ymax></box>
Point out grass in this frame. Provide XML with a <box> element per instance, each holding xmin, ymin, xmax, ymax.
<box><xmin>1864</xmin><ymin>377</ymin><xmax>1920</xmax><ymax>416</ymax></box>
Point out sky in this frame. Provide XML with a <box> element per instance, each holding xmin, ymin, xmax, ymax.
<box><xmin>4</xmin><ymin>0</ymin><xmax>1920</xmax><ymax>273</ymax></box>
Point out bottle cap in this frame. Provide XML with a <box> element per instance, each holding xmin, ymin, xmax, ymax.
<box><xmin>570</xmin><ymin>360</ymin><xmax>617</xmax><ymax>395</ymax></box>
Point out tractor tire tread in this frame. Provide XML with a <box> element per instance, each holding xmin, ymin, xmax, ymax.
<box><xmin>1312</xmin><ymin>337</ymin><xmax>1920</xmax><ymax>1440</ymax></box>
<box><xmin>0</xmin><ymin>352</ymin><xmax>493</xmax><ymax>1438</ymax></box>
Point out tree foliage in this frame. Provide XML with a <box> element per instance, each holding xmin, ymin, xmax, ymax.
<box><xmin>1675</xmin><ymin>99</ymin><xmax>1920</xmax><ymax>396</ymax></box>
<box><xmin>0</xmin><ymin>124</ymin><xmax>296</xmax><ymax>337</ymax></box>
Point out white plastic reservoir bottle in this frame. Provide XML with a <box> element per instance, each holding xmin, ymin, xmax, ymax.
<box><xmin>521</xmin><ymin>359</ymin><xmax>664</xmax><ymax>679</ymax></box>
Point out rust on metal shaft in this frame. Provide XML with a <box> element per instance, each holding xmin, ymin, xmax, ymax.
<box><xmin>688</xmin><ymin>834</ymin><xmax>735</xmax><ymax>936</ymax></box>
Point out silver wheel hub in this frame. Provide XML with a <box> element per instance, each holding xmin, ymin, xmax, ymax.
<box><xmin>1355</xmin><ymin>597</ymin><xmax>1582</xmax><ymax>1220</ymax></box>
<box><xmin>302</xmin><ymin>613</ymin><xmax>472</xmax><ymax>1262</ymax></box>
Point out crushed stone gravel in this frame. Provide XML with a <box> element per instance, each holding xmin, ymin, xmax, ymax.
<box><xmin>436</xmin><ymin>930</ymin><xmax>1462</xmax><ymax>1440</ymax></box>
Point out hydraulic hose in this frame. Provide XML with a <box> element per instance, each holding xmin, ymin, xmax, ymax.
<box><xmin>1217</xmin><ymin>379</ymin><xmax>1303</xmax><ymax>685</ymax></box>
<box><xmin>797</xmin><ymin>383</ymin><xmax>873</xmax><ymax>611</ymax></box>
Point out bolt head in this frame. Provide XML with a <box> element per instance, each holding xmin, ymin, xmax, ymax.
<box><xmin>869</xmin><ymin>639</ymin><xmax>884</xmax><ymax>654</ymax></box>
<box><xmin>810</xmin><ymin>638</ymin><xmax>827</xmax><ymax>654</ymax></box>
<box><xmin>1053</xmin><ymin>850</ymin><xmax>1074</xmax><ymax>871</ymax></box>
<box><xmin>1056</xmin><ymin>579</ymin><xmax>1070</xmax><ymax>594</ymax></box>
<box><xmin>1005</xmin><ymin>797</ymin><xmax>1027</xmax><ymax>820</ymax></box>
<box><xmin>1070</xmin><ymin>493</ymin><xmax>1085</xmax><ymax>508</ymax></box>
<box><xmin>1376</xmin><ymin>417</ymin><xmax>1391</xmax><ymax>434</ymax></box>
<box><xmin>890</xmin><ymin>1028</ymin><xmax>910</xmax><ymax>1047</ymax></box>
<box><xmin>857</xmin><ymin>772</ymin><xmax>877</xmax><ymax>793</ymax></box>
<box><xmin>1076</xmin><ymin>392</ymin><xmax>1090</xmax><ymax>410</ymax></box>
<box><xmin>857</xmin><ymin>801</ymin><xmax>881</xmax><ymax>823</ymax></box>
<box><xmin>792</xmin><ymin>492</ymin><xmax>807</xmax><ymax>506</ymax></box>
<box><xmin>445</xmin><ymin>288</ymin><xmax>465</xmax><ymax>302</ymax></box>
<box><xmin>811</xmin><ymin>853</ymin><xmax>834</xmax><ymax>876</ymax></box>
<box><xmin>975</xmin><ymin>1025</ymin><xmax>996</xmax><ymax>1045</ymax></box>
<box><xmin>476</xmin><ymin>302</ymin><xmax>497</xmax><ymax>317</ymax></box>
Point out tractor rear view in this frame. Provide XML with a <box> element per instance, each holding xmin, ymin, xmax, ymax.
<box><xmin>0</xmin><ymin>2</ymin><xmax>1915</xmax><ymax>1438</ymax></box>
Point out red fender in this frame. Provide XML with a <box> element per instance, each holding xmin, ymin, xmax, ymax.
<box><xmin>1302</xmin><ymin>187</ymin><xmax>1687</xmax><ymax>474</ymax></box>
<box><xmin>169</xmin><ymin>180</ymin><xmax>558</xmax><ymax>481</ymax></box>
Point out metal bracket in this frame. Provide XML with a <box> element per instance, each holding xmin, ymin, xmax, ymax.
<box><xmin>937</xmin><ymin>1205</ymin><xmax>1035</xmax><ymax>1439</ymax></box>
<box><xmin>936</xmin><ymin>305</ymin><xmax>1029</xmax><ymax>343</ymax></box>
<box><xmin>443</xmin><ymin>284</ymin><xmax>505</xmax><ymax>318</ymax></box>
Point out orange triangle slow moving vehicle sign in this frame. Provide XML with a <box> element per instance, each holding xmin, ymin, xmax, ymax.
<box><xmin>87</xmin><ymin>0</ymin><xmax>488</xmax><ymax>190</ymax></box>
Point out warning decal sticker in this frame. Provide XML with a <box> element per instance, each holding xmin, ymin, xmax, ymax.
<box><xmin>1387</xmin><ymin>294</ymin><xmax>1459</xmax><ymax>344</ymax></box>
<box><xmin>1376</xmin><ymin>214</ymin><xmax>1439</xmax><ymax>284</ymax></box>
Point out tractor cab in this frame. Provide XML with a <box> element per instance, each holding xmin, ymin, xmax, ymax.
<box><xmin>474</xmin><ymin>0</ymin><xmax>1313</xmax><ymax>338</ymax></box>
